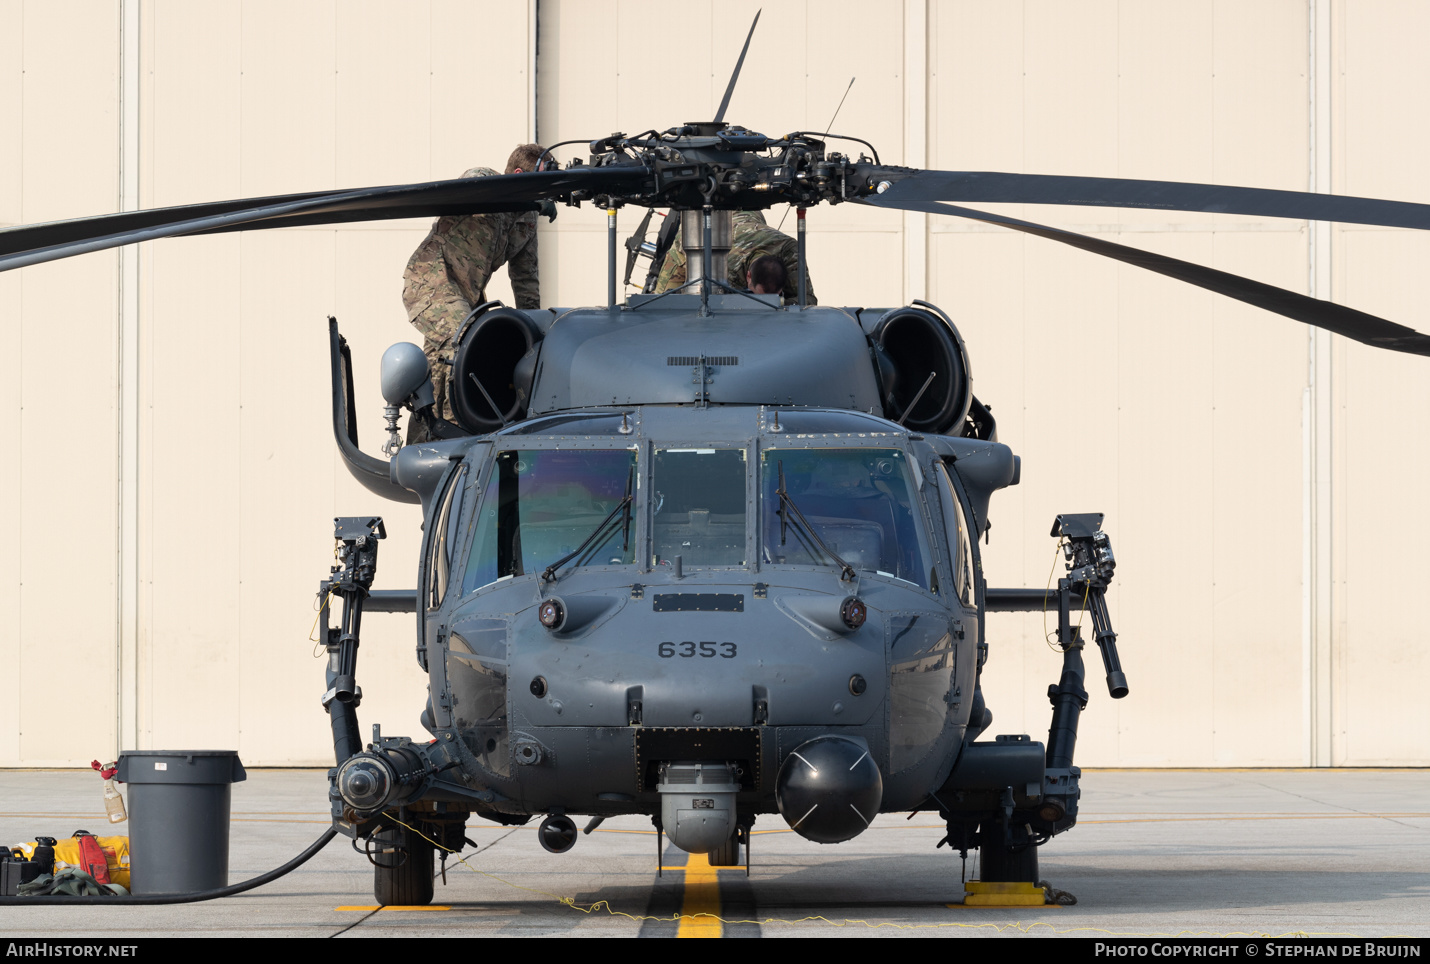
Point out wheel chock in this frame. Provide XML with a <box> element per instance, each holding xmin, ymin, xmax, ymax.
<box><xmin>962</xmin><ymin>880</ymin><xmax>1047</xmax><ymax>906</ymax></box>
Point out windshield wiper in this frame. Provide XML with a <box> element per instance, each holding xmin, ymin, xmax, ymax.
<box><xmin>541</xmin><ymin>465</ymin><xmax>634</xmax><ymax>583</ymax></box>
<box><xmin>776</xmin><ymin>460</ymin><xmax>857</xmax><ymax>583</ymax></box>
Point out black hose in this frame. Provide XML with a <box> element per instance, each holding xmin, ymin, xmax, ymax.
<box><xmin>0</xmin><ymin>828</ymin><xmax>337</xmax><ymax>905</ymax></box>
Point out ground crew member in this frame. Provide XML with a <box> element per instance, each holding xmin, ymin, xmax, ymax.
<box><xmin>746</xmin><ymin>254</ymin><xmax>787</xmax><ymax>296</ymax></box>
<box><xmin>402</xmin><ymin>143</ymin><xmax>546</xmax><ymax>435</ymax></box>
<box><xmin>653</xmin><ymin>209</ymin><xmax>816</xmax><ymax>305</ymax></box>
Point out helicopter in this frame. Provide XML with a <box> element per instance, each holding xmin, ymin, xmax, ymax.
<box><xmin>6</xmin><ymin>14</ymin><xmax>1430</xmax><ymax>910</ymax></box>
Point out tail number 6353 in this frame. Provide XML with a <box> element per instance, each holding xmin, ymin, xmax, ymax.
<box><xmin>658</xmin><ymin>641</ymin><xmax>737</xmax><ymax>659</ymax></box>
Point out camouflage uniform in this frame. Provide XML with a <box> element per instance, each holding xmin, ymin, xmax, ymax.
<box><xmin>653</xmin><ymin>209</ymin><xmax>817</xmax><ymax>306</ymax></box>
<box><xmin>402</xmin><ymin>167</ymin><xmax>540</xmax><ymax>423</ymax></box>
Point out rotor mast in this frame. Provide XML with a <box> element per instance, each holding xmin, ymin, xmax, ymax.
<box><xmin>681</xmin><ymin>208</ymin><xmax>733</xmax><ymax>298</ymax></box>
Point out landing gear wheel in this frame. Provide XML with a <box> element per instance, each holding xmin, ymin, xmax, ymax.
<box><xmin>979</xmin><ymin>838</ymin><xmax>1038</xmax><ymax>883</ymax></box>
<box><xmin>708</xmin><ymin>830</ymin><xmax>741</xmax><ymax>867</ymax></box>
<box><xmin>372</xmin><ymin>823</ymin><xmax>435</xmax><ymax>906</ymax></box>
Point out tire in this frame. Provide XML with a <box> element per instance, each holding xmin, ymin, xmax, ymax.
<box><xmin>707</xmin><ymin>830</ymin><xmax>741</xmax><ymax>867</ymax></box>
<box><xmin>373</xmin><ymin>824</ymin><xmax>435</xmax><ymax>906</ymax></box>
<box><xmin>979</xmin><ymin>838</ymin><xmax>1039</xmax><ymax>883</ymax></box>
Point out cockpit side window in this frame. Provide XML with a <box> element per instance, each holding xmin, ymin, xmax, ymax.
<box><xmin>934</xmin><ymin>460</ymin><xmax>974</xmax><ymax>605</ymax></box>
<box><xmin>427</xmin><ymin>464</ymin><xmax>468</xmax><ymax>610</ymax></box>
<box><xmin>462</xmin><ymin>448</ymin><xmax>637</xmax><ymax>594</ymax></box>
<box><xmin>760</xmin><ymin>447</ymin><xmax>934</xmax><ymax>589</ymax></box>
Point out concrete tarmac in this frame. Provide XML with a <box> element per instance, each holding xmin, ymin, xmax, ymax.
<box><xmin>1</xmin><ymin>768</ymin><xmax>1427</xmax><ymax>938</ymax></box>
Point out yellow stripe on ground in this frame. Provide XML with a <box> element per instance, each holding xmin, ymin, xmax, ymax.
<box><xmin>944</xmin><ymin>902</ymin><xmax>1064</xmax><ymax>910</ymax></box>
<box><xmin>335</xmin><ymin>905</ymin><xmax>451</xmax><ymax>912</ymax></box>
<box><xmin>676</xmin><ymin>853</ymin><xmax>722</xmax><ymax>938</ymax></box>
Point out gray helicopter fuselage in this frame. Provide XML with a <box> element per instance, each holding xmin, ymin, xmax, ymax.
<box><xmin>416</xmin><ymin>401</ymin><xmax>986</xmax><ymax>820</ymax></box>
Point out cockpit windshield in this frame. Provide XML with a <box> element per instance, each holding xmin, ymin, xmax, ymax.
<box><xmin>651</xmin><ymin>448</ymin><xmax>748</xmax><ymax>568</ymax></box>
<box><xmin>462</xmin><ymin>448</ymin><xmax>637</xmax><ymax>595</ymax></box>
<box><xmin>458</xmin><ymin>441</ymin><xmax>937</xmax><ymax>593</ymax></box>
<box><xmin>760</xmin><ymin>448</ymin><xmax>933</xmax><ymax>588</ymax></box>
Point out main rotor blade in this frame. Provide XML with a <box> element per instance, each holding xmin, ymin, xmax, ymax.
<box><xmin>0</xmin><ymin>166</ymin><xmax>648</xmax><ymax>272</ymax></box>
<box><xmin>875</xmin><ymin>170</ymin><xmax>1430</xmax><ymax>231</ymax></box>
<box><xmin>861</xmin><ymin>194</ymin><xmax>1430</xmax><ymax>357</ymax></box>
<box><xmin>713</xmin><ymin>9</ymin><xmax>761</xmax><ymax>124</ymax></box>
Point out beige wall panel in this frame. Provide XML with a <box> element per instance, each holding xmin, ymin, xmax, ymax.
<box><xmin>20</xmin><ymin>1</ymin><xmax>119</xmax><ymax>222</ymax></box>
<box><xmin>1118</xmin><ymin>4</ymin><xmax>1214</xmax><ymax>183</ymax></box>
<box><xmin>1114</xmin><ymin>230</ymin><xmax>1305</xmax><ymax>766</ymax></box>
<box><xmin>10</xmin><ymin>3</ymin><xmax>122</xmax><ymax>766</ymax></box>
<box><xmin>18</xmin><ymin>255</ymin><xmax>120</xmax><ymax>765</ymax></box>
<box><xmin>614</xmin><ymin>0</ymin><xmax>716</xmax><ymax>128</ymax></box>
<box><xmin>0</xmin><ymin>0</ymin><xmax>20</xmax><ymax>228</ymax></box>
<box><xmin>0</xmin><ymin>267</ymin><xmax>20</xmax><ymax>763</ymax></box>
<box><xmin>139</xmin><ymin>1</ymin><xmax>242</xmax><ymax>752</ymax></box>
<box><xmin>1206</xmin><ymin>233</ymin><xmax>1309</xmax><ymax>765</ymax></box>
<box><xmin>337</xmin><ymin>1</ymin><xmax>433</xmax><ymax>187</ymax></box>
<box><xmin>1211</xmin><ymin>1</ymin><xmax>1308</xmax><ymax>191</ymax></box>
<box><xmin>1332</xmin><ymin>4</ymin><xmax>1430</xmax><ymax>764</ymax></box>
<box><xmin>538</xmin><ymin>0</ymin><xmax>622</xmax><ymax>142</ymax></box>
<box><xmin>930</xmin><ymin>1</ymin><xmax>1024</xmax><ymax>173</ymax></box>
<box><xmin>542</xmin><ymin>219</ymin><xmax>608</xmax><ymax>308</ymax></box>
<box><xmin>1022</xmin><ymin>0</ymin><xmax>1118</xmax><ymax>179</ymax></box>
<box><xmin>241</xmin><ymin>0</ymin><xmax>337</xmax><ymax>196</ymax></box>
<box><xmin>233</xmin><ymin>231</ymin><xmax>342</xmax><ymax>763</ymax></box>
<box><xmin>1338</xmin><ymin>1</ymin><xmax>1430</xmax><ymax>203</ymax></box>
<box><xmin>1108</xmin><ymin>236</ymin><xmax>1221</xmax><ymax>767</ymax></box>
<box><xmin>927</xmin><ymin>228</ymin><xmax>1028</xmax><ymax>457</ymax></box>
<box><xmin>141</xmin><ymin>236</ymin><xmax>242</xmax><ymax>751</ymax></box>
<box><xmin>146</xmin><ymin>1</ymin><xmax>240</xmax><ymax>207</ymax></box>
<box><xmin>430</xmin><ymin>0</ymin><xmax>531</xmax><ymax>181</ymax></box>
<box><xmin>806</xmin><ymin>216</ymin><xmax>905</xmax><ymax>310</ymax></box>
<box><xmin>1332</xmin><ymin>232</ymin><xmax>1430</xmax><ymax>765</ymax></box>
<box><xmin>0</xmin><ymin>0</ymin><xmax>27</xmax><ymax>766</ymax></box>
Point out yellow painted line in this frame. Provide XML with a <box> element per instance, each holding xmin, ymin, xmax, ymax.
<box><xmin>336</xmin><ymin>905</ymin><xmax>452</xmax><ymax>912</ymax></box>
<box><xmin>676</xmin><ymin>853</ymin><xmax>722</xmax><ymax>938</ymax></box>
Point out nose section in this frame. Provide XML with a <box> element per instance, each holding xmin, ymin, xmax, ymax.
<box><xmin>776</xmin><ymin>735</ymin><xmax>883</xmax><ymax>843</ymax></box>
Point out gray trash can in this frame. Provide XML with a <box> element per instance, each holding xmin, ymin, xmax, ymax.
<box><xmin>116</xmin><ymin>750</ymin><xmax>247</xmax><ymax>895</ymax></box>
